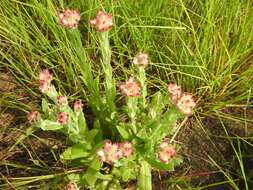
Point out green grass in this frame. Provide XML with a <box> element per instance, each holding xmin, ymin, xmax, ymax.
<box><xmin>1</xmin><ymin>0</ymin><xmax>253</xmax><ymax>189</ymax></box>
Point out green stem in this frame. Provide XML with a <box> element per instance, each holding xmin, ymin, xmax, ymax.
<box><xmin>127</xmin><ymin>97</ymin><xmax>138</xmax><ymax>134</ymax></box>
<box><xmin>68</xmin><ymin>30</ymin><xmax>101</xmax><ymax>112</ymax></box>
<box><xmin>138</xmin><ymin>67</ymin><xmax>147</xmax><ymax>108</ymax></box>
<box><xmin>99</xmin><ymin>32</ymin><xmax>116</xmax><ymax>113</ymax></box>
<box><xmin>98</xmin><ymin>32</ymin><xmax>118</xmax><ymax>139</ymax></box>
<box><xmin>138</xmin><ymin>160</ymin><xmax>152</xmax><ymax>190</ymax></box>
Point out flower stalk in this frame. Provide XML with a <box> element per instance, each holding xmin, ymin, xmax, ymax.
<box><xmin>133</xmin><ymin>53</ymin><xmax>149</xmax><ymax>108</ymax></box>
<box><xmin>99</xmin><ymin>31</ymin><xmax>116</xmax><ymax>110</ymax></box>
<box><xmin>126</xmin><ymin>97</ymin><xmax>138</xmax><ymax>134</ymax></box>
<box><xmin>138</xmin><ymin>66</ymin><xmax>147</xmax><ymax>108</ymax></box>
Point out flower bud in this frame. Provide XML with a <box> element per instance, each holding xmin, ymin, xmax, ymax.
<box><xmin>57</xmin><ymin>95</ymin><xmax>67</xmax><ymax>105</ymax></box>
<box><xmin>57</xmin><ymin>112</ymin><xmax>69</xmax><ymax>124</ymax></box>
<box><xmin>74</xmin><ymin>100</ymin><xmax>83</xmax><ymax>112</ymax></box>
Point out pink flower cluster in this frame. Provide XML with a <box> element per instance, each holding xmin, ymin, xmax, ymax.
<box><xmin>57</xmin><ymin>112</ymin><xmax>69</xmax><ymax>124</ymax></box>
<box><xmin>133</xmin><ymin>53</ymin><xmax>149</xmax><ymax>67</ymax></box>
<box><xmin>158</xmin><ymin>139</ymin><xmax>176</xmax><ymax>163</ymax></box>
<box><xmin>58</xmin><ymin>9</ymin><xmax>81</xmax><ymax>29</ymax></box>
<box><xmin>39</xmin><ymin>69</ymin><xmax>53</xmax><ymax>93</ymax></box>
<box><xmin>167</xmin><ymin>83</ymin><xmax>196</xmax><ymax>115</ymax></box>
<box><xmin>96</xmin><ymin>141</ymin><xmax>133</xmax><ymax>164</ymax></box>
<box><xmin>57</xmin><ymin>95</ymin><xmax>67</xmax><ymax>105</ymax></box>
<box><xmin>90</xmin><ymin>11</ymin><xmax>113</xmax><ymax>32</ymax></box>
<box><xmin>74</xmin><ymin>100</ymin><xmax>83</xmax><ymax>112</ymax></box>
<box><xmin>118</xmin><ymin>77</ymin><xmax>141</xmax><ymax>97</ymax></box>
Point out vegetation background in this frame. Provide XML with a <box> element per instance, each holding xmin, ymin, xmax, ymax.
<box><xmin>0</xmin><ymin>0</ymin><xmax>253</xmax><ymax>189</ymax></box>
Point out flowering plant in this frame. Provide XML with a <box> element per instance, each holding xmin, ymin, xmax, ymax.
<box><xmin>27</xmin><ymin>9</ymin><xmax>196</xmax><ymax>190</ymax></box>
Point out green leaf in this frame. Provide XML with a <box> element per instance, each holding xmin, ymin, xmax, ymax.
<box><xmin>67</xmin><ymin>173</ymin><xmax>81</xmax><ymax>182</ymax></box>
<box><xmin>116</xmin><ymin>124</ymin><xmax>130</xmax><ymax>140</ymax></box>
<box><xmin>145</xmin><ymin>157</ymin><xmax>174</xmax><ymax>171</ymax></box>
<box><xmin>37</xmin><ymin>120</ymin><xmax>63</xmax><ymax>131</ymax></box>
<box><xmin>41</xmin><ymin>98</ymin><xmax>50</xmax><ymax>113</ymax></box>
<box><xmin>138</xmin><ymin>160</ymin><xmax>152</xmax><ymax>190</ymax></box>
<box><xmin>60</xmin><ymin>144</ymin><xmax>89</xmax><ymax>160</ymax></box>
<box><xmin>78</xmin><ymin>112</ymin><xmax>87</xmax><ymax>135</ymax></box>
<box><xmin>149</xmin><ymin>109</ymin><xmax>181</xmax><ymax>141</ymax></box>
<box><xmin>172</xmin><ymin>157</ymin><xmax>183</xmax><ymax>166</ymax></box>
<box><xmin>149</xmin><ymin>92</ymin><xmax>168</xmax><ymax>117</ymax></box>
<box><xmin>96</xmin><ymin>173</ymin><xmax>112</xmax><ymax>180</ymax></box>
<box><xmin>95</xmin><ymin>181</ymin><xmax>109</xmax><ymax>190</ymax></box>
<box><xmin>121</xmin><ymin>167</ymin><xmax>131</xmax><ymax>182</ymax></box>
<box><xmin>86</xmin><ymin>129</ymin><xmax>100</xmax><ymax>143</ymax></box>
<box><xmin>162</xmin><ymin>109</ymin><xmax>182</xmax><ymax>124</ymax></box>
<box><xmin>83</xmin><ymin>157</ymin><xmax>102</xmax><ymax>187</ymax></box>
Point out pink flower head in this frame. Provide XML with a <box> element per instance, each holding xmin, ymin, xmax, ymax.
<box><xmin>39</xmin><ymin>80</ymin><xmax>50</xmax><ymax>93</ymax></box>
<box><xmin>39</xmin><ymin>69</ymin><xmax>53</xmax><ymax>93</ymax></box>
<box><xmin>66</xmin><ymin>182</ymin><xmax>78</xmax><ymax>190</ymax></box>
<box><xmin>57</xmin><ymin>95</ymin><xmax>67</xmax><ymax>105</ymax></box>
<box><xmin>58</xmin><ymin>9</ymin><xmax>81</xmax><ymax>29</ymax></box>
<box><xmin>159</xmin><ymin>146</ymin><xmax>176</xmax><ymax>163</ymax></box>
<box><xmin>96</xmin><ymin>140</ymin><xmax>123</xmax><ymax>164</ymax></box>
<box><xmin>27</xmin><ymin>110</ymin><xmax>40</xmax><ymax>123</ymax></box>
<box><xmin>133</xmin><ymin>53</ymin><xmax>149</xmax><ymax>67</ymax></box>
<box><xmin>120</xmin><ymin>142</ymin><xmax>133</xmax><ymax>157</ymax></box>
<box><xmin>118</xmin><ymin>77</ymin><xmax>141</xmax><ymax>97</ymax></box>
<box><xmin>176</xmin><ymin>93</ymin><xmax>196</xmax><ymax>115</ymax></box>
<box><xmin>167</xmin><ymin>83</ymin><xmax>182</xmax><ymax>102</ymax></box>
<box><xmin>57</xmin><ymin>112</ymin><xmax>69</xmax><ymax>124</ymax></box>
<box><xmin>74</xmin><ymin>100</ymin><xmax>83</xmax><ymax>112</ymax></box>
<box><xmin>89</xmin><ymin>11</ymin><xmax>113</xmax><ymax>32</ymax></box>
<box><xmin>158</xmin><ymin>140</ymin><xmax>176</xmax><ymax>163</ymax></box>
<box><xmin>39</xmin><ymin>69</ymin><xmax>53</xmax><ymax>82</ymax></box>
